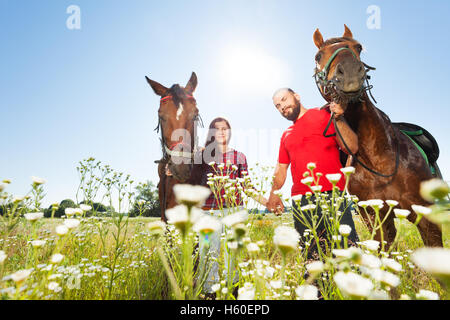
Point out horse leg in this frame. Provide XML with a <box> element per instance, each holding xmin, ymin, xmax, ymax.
<box><xmin>415</xmin><ymin>215</ymin><xmax>443</xmax><ymax>247</ymax></box>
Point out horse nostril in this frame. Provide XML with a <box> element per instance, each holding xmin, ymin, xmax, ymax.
<box><xmin>336</xmin><ymin>65</ymin><xmax>344</xmax><ymax>76</ymax></box>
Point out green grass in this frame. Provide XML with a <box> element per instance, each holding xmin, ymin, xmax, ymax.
<box><xmin>0</xmin><ymin>213</ymin><xmax>448</xmax><ymax>300</ymax></box>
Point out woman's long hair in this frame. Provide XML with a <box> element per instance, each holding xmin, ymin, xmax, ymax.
<box><xmin>204</xmin><ymin>117</ymin><xmax>231</xmax><ymax>158</ymax></box>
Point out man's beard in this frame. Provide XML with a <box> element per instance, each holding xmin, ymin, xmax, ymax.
<box><xmin>284</xmin><ymin>101</ymin><xmax>301</xmax><ymax>121</ymax></box>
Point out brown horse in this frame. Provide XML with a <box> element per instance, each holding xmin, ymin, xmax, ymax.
<box><xmin>146</xmin><ymin>72</ymin><xmax>205</xmax><ymax>221</ymax></box>
<box><xmin>312</xmin><ymin>25</ymin><xmax>442</xmax><ymax>248</ymax></box>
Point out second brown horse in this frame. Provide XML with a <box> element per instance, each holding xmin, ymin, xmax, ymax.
<box><xmin>146</xmin><ymin>72</ymin><xmax>205</xmax><ymax>221</ymax></box>
<box><xmin>312</xmin><ymin>25</ymin><xmax>442</xmax><ymax>248</ymax></box>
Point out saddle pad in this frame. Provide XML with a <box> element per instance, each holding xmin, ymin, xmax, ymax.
<box><xmin>393</xmin><ymin>122</ymin><xmax>440</xmax><ymax>164</ymax></box>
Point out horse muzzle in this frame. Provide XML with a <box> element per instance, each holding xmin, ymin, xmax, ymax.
<box><xmin>167</xmin><ymin>161</ymin><xmax>193</xmax><ymax>182</ymax></box>
<box><xmin>332</xmin><ymin>59</ymin><xmax>366</xmax><ymax>95</ymax></box>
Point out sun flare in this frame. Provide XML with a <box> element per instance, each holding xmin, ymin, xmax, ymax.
<box><xmin>217</xmin><ymin>45</ymin><xmax>291</xmax><ymax>95</ymax></box>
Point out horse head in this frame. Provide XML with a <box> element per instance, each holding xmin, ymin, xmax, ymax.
<box><xmin>313</xmin><ymin>25</ymin><xmax>372</xmax><ymax>107</ymax></box>
<box><xmin>146</xmin><ymin>72</ymin><xmax>199</xmax><ymax>182</ymax></box>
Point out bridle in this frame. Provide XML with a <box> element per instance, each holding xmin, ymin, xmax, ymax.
<box><xmin>154</xmin><ymin>94</ymin><xmax>204</xmax><ymax>164</ymax></box>
<box><xmin>154</xmin><ymin>93</ymin><xmax>204</xmax><ymax>222</ymax></box>
<box><xmin>313</xmin><ymin>46</ymin><xmax>377</xmax><ymax>104</ymax></box>
<box><xmin>316</xmin><ymin>45</ymin><xmax>400</xmax><ymax>178</ymax></box>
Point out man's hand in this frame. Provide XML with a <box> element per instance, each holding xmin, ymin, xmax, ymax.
<box><xmin>329</xmin><ymin>102</ymin><xmax>345</xmax><ymax>119</ymax></box>
<box><xmin>266</xmin><ymin>192</ymin><xmax>284</xmax><ymax>216</ymax></box>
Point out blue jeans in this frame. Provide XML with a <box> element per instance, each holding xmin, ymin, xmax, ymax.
<box><xmin>198</xmin><ymin>207</ymin><xmax>240</xmax><ymax>293</ymax></box>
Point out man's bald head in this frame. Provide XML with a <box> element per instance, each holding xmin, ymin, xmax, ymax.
<box><xmin>272</xmin><ymin>88</ymin><xmax>295</xmax><ymax>100</ymax></box>
<box><xmin>272</xmin><ymin>88</ymin><xmax>302</xmax><ymax>121</ymax></box>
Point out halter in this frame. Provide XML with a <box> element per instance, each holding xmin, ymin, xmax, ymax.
<box><xmin>316</xmin><ymin>45</ymin><xmax>400</xmax><ymax>178</ymax></box>
<box><xmin>314</xmin><ymin>46</ymin><xmax>377</xmax><ymax>104</ymax></box>
<box><xmin>316</xmin><ymin>47</ymin><xmax>357</xmax><ymax>85</ymax></box>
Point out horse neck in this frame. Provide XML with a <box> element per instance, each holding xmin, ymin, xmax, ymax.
<box><xmin>345</xmin><ymin>94</ymin><xmax>395</xmax><ymax>160</ymax></box>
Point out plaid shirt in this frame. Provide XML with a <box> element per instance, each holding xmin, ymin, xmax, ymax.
<box><xmin>202</xmin><ymin>149</ymin><xmax>248</xmax><ymax>210</ymax></box>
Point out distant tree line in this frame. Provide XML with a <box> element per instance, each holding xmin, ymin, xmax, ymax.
<box><xmin>0</xmin><ymin>180</ymin><xmax>161</xmax><ymax>218</ymax></box>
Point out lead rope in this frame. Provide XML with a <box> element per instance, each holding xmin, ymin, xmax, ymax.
<box><xmin>323</xmin><ymin>111</ymin><xmax>400</xmax><ymax>178</ymax></box>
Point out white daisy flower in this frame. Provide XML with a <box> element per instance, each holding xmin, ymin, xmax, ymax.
<box><xmin>386</xmin><ymin>200</ymin><xmax>398</xmax><ymax>207</ymax></box>
<box><xmin>31</xmin><ymin>240</ymin><xmax>46</xmax><ymax>248</ymax></box>
<box><xmin>246</xmin><ymin>242</ymin><xmax>260</xmax><ymax>253</ymax></box>
<box><xmin>79</xmin><ymin>204</ymin><xmax>92</xmax><ymax>212</ymax></box>
<box><xmin>411</xmin><ymin>204</ymin><xmax>432</xmax><ymax>216</ymax></box>
<box><xmin>166</xmin><ymin>205</ymin><xmax>203</xmax><ymax>232</ymax></box>
<box><xmin>50</xmin><ymin>253</ymin><xmax>64</xmax><ymax>264</ymax></box>
<box><xmin>24</xmin><ymin>212</ymin><xmax>44</xmax><ymax>222</ymax></box>
<box><xmin>55</xmin><ymin>225</ymin><xmax>69</xmax><ymax>236</ymax></box>
<box><xmin>340</xmin><ymin>167</ymin><xmax>355</xmax><ymax>175</ymax></box>
<box><xmin>360</xmin><ymin>240</ymin><xmax>380</xmax><ymax>252</ymax></box>
<box><xmin>301</xmin><ymin>177</ymin><xmax>314</xmax><ymax>186</ymax></box>
<box><xmin>326</xmin><ymin>173</ymin><xmax>342</xmax><ymax>184</ymax></box>
<box><xmin>416</xmin><ymin>289</ymin><xmax>439</xmax><ymax>300</ymax></box>
<box><xmin>31</xmin><ymin>176</ymin><xmax>46</xmax><ymax>185</ymax></box>
<box><xmin>381</xmin><ymin>258</ymin><xmax>402</xmax><ymax>273</ymax></box>
<box><xmin>193</xmin><ymin>214</ymin><xmax>221</xmax><ymax>235</ymax></box>
<box><xmin>63</xmin><ymin>219</ymin><xmax>80</xmax><ymax>229</ymax></box>
<box><xmin>270</xmin><ymin>280</ymin><xmax>282</xmax><ymax>289</ymax></box>
<box><xmin>393</xmin><ymin>209</ymin><xmax>410</xmax><ymax>219</ymax></box>
<box><xmin>221</xmin><ymin>210</ymin><xmax>248</xmax><ymax>228</ymax></box>
<box><xmin>295</xmin><ymin>285</ymin><xmax>318</xmax><ymax>300</ymax></box>
<box><xmin>420</xmin><ymin>178</ymin><xmax>449</xmax><ymax>202</ymax></box>
<box><xmin>10</xmin><ymin>269</ymin><xmax>32</xmax><ymax>285</ymax></box>
<box><xmin>173</xmin><ymin>184</ymin><xmax>211</xmax><ymax>207</ymax></box>
<box><xmin>367</xmin><ymin>199</ymin><xmax>384</xmax><ymax>210</ymax></box>
<box><xmin>411</xmin><ymin>248</ymin><xmax>450</xmax><ymax>282</ymax></box>
<box><xmin>339</xmin><ymin>224</ymin><xmax>352</xmax><ymax>237</ymax></box>
<box><xmin>306</xmin><ymin>261</ymin><xmax>324</xmax><ymax>274</ymax></box>
<box><xmin>273</xmin><ymin>226</ymin><xmax>300</xmax><ymax>255</ymax></box>
<box><xmin>237</xmin><ymin>286</ymin><xmax>255</xmax><ymax>300</ymax></box>
<box><xmin>334</xmin><ymin>271</ymin><xmax>374</xmax><ymax>299</ymax></box>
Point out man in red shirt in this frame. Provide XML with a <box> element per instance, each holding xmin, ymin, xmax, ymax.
<box><xmin>267</xmin><ymin>88</ymin><xmax>359</xmax><ymax>259</ymax></box>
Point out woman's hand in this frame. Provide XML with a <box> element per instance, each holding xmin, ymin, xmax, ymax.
<box><xmin>165</xmin><ymin>163</ymin><xmax>173</xmax><ymax>176</ymax></box>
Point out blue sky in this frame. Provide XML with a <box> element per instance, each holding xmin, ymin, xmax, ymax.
<box><xmin>1</xmin><ymin>0</ymin><xmax>450</xmax><ymax>208</ymax></box>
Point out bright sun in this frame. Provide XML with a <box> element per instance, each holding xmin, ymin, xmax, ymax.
<box><xmin>217</xmin><ymin>45</ymin><xmax>291</xmax><ymax>95</ymax></box>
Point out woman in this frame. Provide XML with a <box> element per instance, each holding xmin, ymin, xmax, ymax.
<box><xmin>197</xmin><ymin>117</ymin><xmax>267</xmax><ymax>297</ymax></box>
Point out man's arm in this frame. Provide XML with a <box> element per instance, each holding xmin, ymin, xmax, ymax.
<box><xmin>330</xmin><ymin>102</ymin><xmax>359</xmax><ymax>155</ymax></box>
<box><xmin>266</xmin><ymin>162</ymin><xmax>289</xmax><ymax>215</ymax></box>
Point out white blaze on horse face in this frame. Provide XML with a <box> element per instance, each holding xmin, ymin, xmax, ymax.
<box><xmin>176</xmin><ymin>102</ymin><xmax>184</xmax><ymax>120</ymax></box>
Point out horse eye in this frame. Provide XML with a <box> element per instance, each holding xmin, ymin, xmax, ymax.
<box><xmin>315</xmin><ymin>53</ymin><xmax>322</xmax><ymax>62</ymax></box>
<box><xmin>355</xmin><ymin>44</ymin><xmax>362</xmax><ymax>53</ymax></box>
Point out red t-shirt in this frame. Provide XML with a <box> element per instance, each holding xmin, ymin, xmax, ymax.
<box><xmin>278</xmin><ymin>108</ymin><xmax>346</xmax><ymax>196</ymax></box>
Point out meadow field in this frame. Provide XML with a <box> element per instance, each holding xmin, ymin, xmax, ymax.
<box><xmin>1</xmin><ymin>160</ymin><xmax>449</xmax><ymax>300</ymax></box>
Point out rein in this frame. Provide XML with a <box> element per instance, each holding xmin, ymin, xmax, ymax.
<box><xmin>316</xmin><ymin>46</ymin><xmax>399</xmax><ymax>178</ymax></box>
<box><xmin>322</xmin><ymin>108</ymin><xmax>400</xmax><ymax>178</ymax></box>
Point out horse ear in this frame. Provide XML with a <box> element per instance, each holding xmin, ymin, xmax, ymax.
<box><xmin>343</xmin><ymin>24</ymin><xmax>353</xmax><ymax>38</ymax></box>
<box><xmin>185</xmin><ymin>72</ymin><xmax>198</xmax><ymax>94</ymax></box>
<box><xmin>145</xmin><ymin>76</ymin><xmax>168</xmax><ymax>97</ymax></box>
<box><xmin>313</xmin><ymin>28</ymin><xmax>324</xmax><ymax>49</ymax></box>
